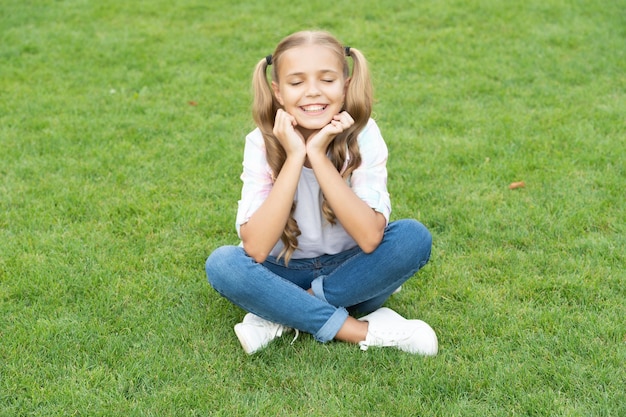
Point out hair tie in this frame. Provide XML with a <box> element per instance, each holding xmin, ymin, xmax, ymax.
<box><xmin>265</xmin><ymin>55</ymin><xmax>273</xmax><ymax>66</ymax></box>
<box><xmin>344</xmin><ymin>46</ymin><xmax>351</xmax><ymax>56</ymax></box>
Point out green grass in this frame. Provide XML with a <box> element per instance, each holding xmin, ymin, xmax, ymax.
<box><xmin>1</xmin><ymin>0</ymin><xmax>625</xmax><ymax>415</ymax></box>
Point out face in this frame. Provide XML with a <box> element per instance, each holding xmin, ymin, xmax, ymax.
<box><xmin>272</xmin><ymin>44</ymin><xmax>348</xmax><ymax>136</ymax></box>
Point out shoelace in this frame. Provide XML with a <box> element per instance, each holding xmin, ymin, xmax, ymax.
<box><xmin>250</xmin><ymin>317</ymin><xmax>299</xmax><ymax>346</ymax></box>
<box><xmin>358</xmin><ymin>329</ymin><xmax>409</xmax><ymax>351</ymax></box>
<box><xmin>290</xmin><ymin>329</ymin><xmax>300</xmax><ymax>345</ymax></box>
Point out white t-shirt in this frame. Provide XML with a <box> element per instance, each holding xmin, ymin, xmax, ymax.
<box><xmin>236</xmin><ymin>118</ymin><xmax>391</xmax><ymax>259</ymax></box>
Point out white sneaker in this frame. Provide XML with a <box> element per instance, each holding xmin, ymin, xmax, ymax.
<box><xmin>358</xmin><ymin>307</ymin><xmax>438</xmax><ymax>356</ymax></box>
<box><xmin>234</xmin><ymin>313</ymin><xmax>294</xmax><ymax>354</ymax></box>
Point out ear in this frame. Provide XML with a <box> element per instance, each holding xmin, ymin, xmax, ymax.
<box><xmin>342</xmin><ymin>77</ymin><xmax>351</xmax><ymax>103</ymax></box>
<box><xmin>271</xmin><ymin>81</ymin><xmax>284</xmax><ymax>105</ymax></box>
<box><xmin>344</xmin><ymin>77</ymin><xmax>351</xmax><ymax>94</ymax></box>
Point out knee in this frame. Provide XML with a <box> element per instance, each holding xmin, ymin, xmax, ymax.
<box><xmin>392</xmin><ymin>218</ymin><xmax>431</xmax><ymax>241</ymax></box>
<box><xmin>205</xmin><ymin>245</ymin><xmax>243</xmax><ymax>288</ymax></box>
<box><xmin>390</xmin><ymin>219</ymin><xmax>432</xmax><ymax>262</ymax></box>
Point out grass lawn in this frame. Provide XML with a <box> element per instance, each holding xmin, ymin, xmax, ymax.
<box><xmin>1</xmin><ymin>0</ymin><xmax>625</xmax><ymax>415</ymax></box>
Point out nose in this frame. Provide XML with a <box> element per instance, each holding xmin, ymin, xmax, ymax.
<box><xmin>305</xmin><ymin>81</ymin><xmax>321</xmax><ymax>97</ymax></box>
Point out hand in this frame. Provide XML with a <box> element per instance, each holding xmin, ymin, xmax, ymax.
<box><xmin>273</xmin><ymin>109</ymin><xmax>306</xmax><ymax>159</ymax></box>
<box><xmin>306</xmin><ymin>111</ymin><xmax>355</xmax><ymax>156</ymax></box>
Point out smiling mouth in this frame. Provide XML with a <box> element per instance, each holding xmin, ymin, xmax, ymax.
<box><xmin>301</xmin><ymin>105</ymin><xmax>327</xmax><ymax>113</ymax></box>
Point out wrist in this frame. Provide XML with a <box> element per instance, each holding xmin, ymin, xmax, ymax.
<box><xmin>285</xmin><ymin>151</ymin><xmax>306</xmax><ymax>166</ymax></box>
<box><xmin>306</xmin><ymin>149</ymin><xmax>331</xmax><ymax>167</ymax></box>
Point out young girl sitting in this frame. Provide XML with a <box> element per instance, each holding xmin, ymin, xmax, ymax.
<box><xmin>205</xmin><ymin>30</ymin><xmax>438</xmax><ymax>355</ymax></box>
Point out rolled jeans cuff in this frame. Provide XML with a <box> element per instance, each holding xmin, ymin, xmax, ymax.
<box><xmin>311</xmin><ymin>276</ymin><xmax>327</xmax><ymax>302</ymax></box>
<box><xmin>314</xmin><ymin>307</ymin><xmax>349</xmax><ymax>343</ymax></box>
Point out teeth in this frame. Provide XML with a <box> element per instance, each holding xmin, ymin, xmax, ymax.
<box><xmin>302</xmin><ymin>105</ymin><xmax>325</xmax><ymax>112</ymax></box>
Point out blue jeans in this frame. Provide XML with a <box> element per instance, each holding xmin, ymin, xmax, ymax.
<box><xmin>205</xmin><ymin>219</ymin><xmax>432</xmax><ymax>343</ymax></box>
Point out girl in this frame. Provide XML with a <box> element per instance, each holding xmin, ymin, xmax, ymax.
<box><xmin>205</xmin><ymin>30</ymin><xmax>438</xmax><ymax>355</ymax></box>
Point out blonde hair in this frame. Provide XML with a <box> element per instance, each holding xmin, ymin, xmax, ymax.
<box><xmin>251</xmin><ymin>30</ymin><xmax>373</xmax><ymax>263</ymax></box>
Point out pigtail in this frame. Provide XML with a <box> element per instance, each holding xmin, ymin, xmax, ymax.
<box><xmin>252</xmin><ymin>58</ymin><xmax>278</xmax><ymax>138</ymax></box>
<box><xmin>343</xmin><ymin>46</ymin><xmax>373</xmax><ymax>177</ymax></box>
<box><xmin>344</xmin><ymin>47</ymin><xmax>373</xmax><ymax>133</ymax></box>
<box><xmin>252</xmin><ymin>57</ymin><xmax>287</xmax><ymax>180</ymax></box>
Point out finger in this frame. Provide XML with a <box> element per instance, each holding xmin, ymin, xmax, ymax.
<box><xmin>275</xmin><ymin>110</ymin><xmax>295</xmax><ymax>130</ymax></box>
<box><xmin>332</xmin><ymin>112</ymin><xmax>352</xmax><ymax>128</ymax></box>
<box><xmin>279</xmin><ymin>110</ymin><xmax>297</xmax><ymax>127</ymax></box>
<box><xmin>340</xmin><ymin>112</ymin><xmax>354</xmax><ymax>126</ymax></box>
<box><xmin>331</xmin><ymin>116</ymin><xmax>351</xmax><ymax>131</ymax></box>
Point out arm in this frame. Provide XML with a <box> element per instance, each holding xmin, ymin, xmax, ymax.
<box><xmin>240</xmin><ymin>110</ymin><xmax>306</xmax><ymax>263</ymax></box>
<box><xmin>240</xmin><ymin>156</ymin><xmax>303</xmax><ymax>262</ymax></box>
<box><xmin>306</xmin><ymin>114</ymin><xmax>387</xmax><ymax>253</ymax></box>
<box><xmin>308</xmin><ymin>154</ymin><xmax>386</xmax><ymax>253</ymax></box>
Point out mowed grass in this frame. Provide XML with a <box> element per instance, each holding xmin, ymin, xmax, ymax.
<box><xmin>1</xmin><ymin>0</ymin><xmax>625</xmax><ymax>415</ymax></box>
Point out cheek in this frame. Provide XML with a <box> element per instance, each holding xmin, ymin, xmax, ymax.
<box><xmin>280</xmin><ymin>90</ymin><xmax>298</xmax><ymax>107</ymax></box>
<box><xmin>333</xmin><ymin>92</ymin><xmax>346</xmax><ymax>107</ymax></box>
<box><xmin>334</xmin><ymin>87</ymin><xmax>347</xmax><ymax>102</ymax></box>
